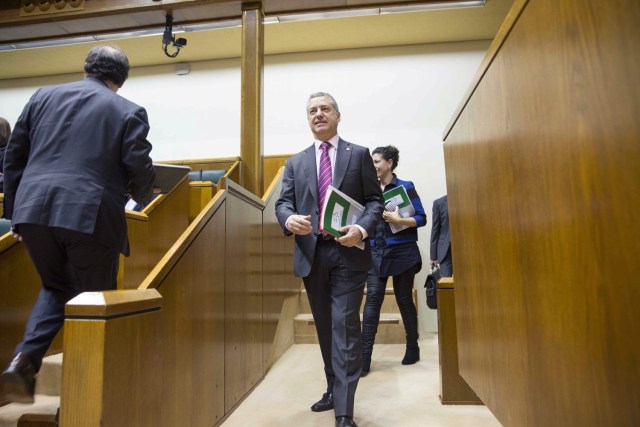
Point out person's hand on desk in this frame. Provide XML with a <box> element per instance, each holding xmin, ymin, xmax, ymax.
<box><xmin>286</xmin><ymin>214</ymin><xmax>313</xmax><ymax>235</ymax></box>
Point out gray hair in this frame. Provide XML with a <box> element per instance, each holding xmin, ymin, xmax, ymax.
<box><xmin>84</xmin><ymin>45</ymin><xmax>130</xmax><ymax>86</ymax></box>
<box><xmin>307</xmin><ymin>92</ymin><xmax>340</xmax><ymax>113</ymax></box>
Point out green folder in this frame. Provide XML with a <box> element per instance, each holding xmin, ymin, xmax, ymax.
<box><xmin>383</xmin><ymin>185</ymin><xmax>415</xmax><ymax>233</ymax></box>
<box><xmin>319</xmin><ymin>186</ymin><xmax>364</xmax><ymax>237</ymax></box>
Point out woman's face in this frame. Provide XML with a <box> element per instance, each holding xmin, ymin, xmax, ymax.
<box><xmin>372</xmin><ymin>153</ymin><xmax>393</xmax><ymax>179</ymax></box>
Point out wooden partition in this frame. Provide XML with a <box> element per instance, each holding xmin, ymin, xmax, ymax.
<box><xmin>219</xmin><ymin>177</ymin><xmax>265</xmax><ymax>411</ymax></box>
<box><xmin>58</xmin><ymin>170</ymin><xmax>297</xmax><ymax>425</ymax></box>
<box><xmin>0</xmin><ymin>235</ymin><xmax>63</xmax><ymax>405</ymax></box>
<box><xmin>0</xmin><ymin>193</ymin><xmax>4</xmax><ymax>218</ymax></box>
<box><xmin>161</xmin><ymin>156</ymin><xmax>240</xmax><ymax>174</ymax></box>
<box><xmin>263</xmin><ymin>154</ymin><xmax>292</xmax><ymax>195</ymax></box>
<box><xmin>60</xmin><ymin>289</ymin><xmax>162</xmax><ymax>426</ymax></box>
<box><xmin>122</xmin><ymin>176</ymin><xmax>190</xmax><ymax>289</ymax></box>
<box><xmin>436</xmin><ymin>277</ymin><xmax>481</xmax><ymax>405</ymax></box>
<box><xmin>261</xmin><ymin>167</ymin><xmax>298</xmax><ymax>369</ymax></box>
<box><xmin>443</xmin><ymin>0</ymin><xmax>640</xmax><ymax>425</ymax></box>
<box><xmin>187</xmin><ymin>160</ymin><xmax>242</xmax><ymax>223</ymax></box>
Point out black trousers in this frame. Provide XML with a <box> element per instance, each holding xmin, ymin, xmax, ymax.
<box><xmin>15</xmin><ymin>224</ymin><xmax>119</xmax><ymax>371</ymax></box>
<box><xmin>362</xmin><ymin>263</ymin><xmax>420</xmax><ymax>354</ymax></box>
<box><xmin>439</xmin><ymin>247</ymin><xmax>453</xmax><ymax>277</ymax></box>
<box><xmin>303</xmin><ymin>239</ymin><xmax>366</xmax><ymax>418</ymax></box>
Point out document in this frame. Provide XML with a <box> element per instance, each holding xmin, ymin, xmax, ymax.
<box><xmin>153</xmin><ymin>163</ymin><xmax>191</xmax><ymax>194</ymax></box>
<box><xmin>383</xmin><ymin>185</ymin><xmax>415</xmax><ymax>234</ymax></box>
<box><xmin>320</xmin><ymin>186</ymin><xmax>365</xmax><ymax>249</ymax></box>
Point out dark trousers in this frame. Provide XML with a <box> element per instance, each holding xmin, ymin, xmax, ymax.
<box><xmin>303</xmin><ymin>239</ymin><xmax>366</xmax><ymax>418</ymax></box>
<box><xmin>362</xmin><ymin>263</ymin><xmax>419</xmax><ymax>354</ymax></box>
<box><xmin>15</xmin><ymin>224</ymin><xmax>119</xmax><ymax>371</ymax></box>
<box><xmin>439</xmin><ymin>247</ymin><xmax>453</xmax><ymax>277</ymax></box>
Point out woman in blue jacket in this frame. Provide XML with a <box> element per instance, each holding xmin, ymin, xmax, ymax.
<box><xmin>362</xmin><ymin>145</ymin><xmax>427</xmax><ymax>375</ymax></box>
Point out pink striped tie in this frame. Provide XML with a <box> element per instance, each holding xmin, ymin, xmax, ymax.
<box><xmin>318</xmin><ymin>142</ymin><xmax>333</xmax><ymax>224</ymax></box>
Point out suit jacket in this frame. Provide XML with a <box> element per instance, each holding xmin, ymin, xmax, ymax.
<box><xmin>3</xmin><ymin>77</ymin><xmax>155</xmax><ymax>255</ymax></box>
<box><xmin>275</xmin><ymin>139</ymin><xmax>384</xmax><ymax>277</ymax></box>
<box><xmin>430</xmin><ymin>195</ymin><xmax>451</xmax><ymax>263</ymax></box>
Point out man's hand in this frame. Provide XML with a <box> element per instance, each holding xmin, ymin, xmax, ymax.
<box><xmin>10</xmin><ymin>226</ymin><xmax>22</xmax><ymax>242</ymax></box>
<box><xmin>286</xmin><ymin>214</ymin><xmax>313</xmax><ymax>235</ymax></box>
<box><xmin>336</xmin><ymin>225</ymin><xmax>364</xmax><ymax>247</ymax></box>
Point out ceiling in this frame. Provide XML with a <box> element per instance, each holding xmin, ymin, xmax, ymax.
<box><xmin>0</xmin><ymin>0</ymin><xmax>514</xmax><ymax>80</ymax></box>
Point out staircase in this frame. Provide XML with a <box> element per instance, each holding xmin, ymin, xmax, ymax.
<box><xmin>0</xmin><ymin>354</ymin><xmax>61</xmax><ymax>427</ymax></box>
<box><xmin>294</xmin><ymin>284</ymin><xmax>417</xmax><ymax>344</ymax></box>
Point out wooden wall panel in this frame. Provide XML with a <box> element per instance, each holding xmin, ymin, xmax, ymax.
<box><xmin>154</xmin><ymin>202</ymin><xmax>227</xmax><ymax>426</ymax></box>
<box><xmin>123</xmin><ymin>178</ymin><xmax>190</xmax><ymax>289</ymax></box>
<box><xmin>60</xmin><ymin>290</ymin><xmax>162</xmax><ymax>427</ymax></box>
<box><xmin>444</xmin><ymin>0</ymin><xmax>640</xmax><ymax>425</ymax></box>
<box><xmin>0</xmin><ymin>237</ymin><xmax>63</xmax><ymax>404</ymax></box>
<box><xmin>223</xmin><ymin>180</ymin><xmax>264</xmax><ymax>412</ymax></box>
<box><xmin>261</xmin><ymin>169</ymin><xmax>298</xmax><ymax>369</ymax></box>
<box><xmin>263</xmin><ymin>155</ymin><xmax>291</xmax><ymax>195</ymax></box>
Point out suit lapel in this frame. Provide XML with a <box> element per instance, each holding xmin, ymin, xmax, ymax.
<box><xmin>333</xmin><ymin>138</ymin><xmax>351</xmax><ymax>190</ymax></box>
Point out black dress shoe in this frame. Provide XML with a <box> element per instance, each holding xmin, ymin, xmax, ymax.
<box><xmin>310</xmin><ymin>392</ymin><xmax>333</xmax><ymax>412</ymax></box>
<box><xmin>336</xmin><ymin>416</ymin><xmax>358</xmax><ymax>427</ymax></box>
<box><xmin>0</xmin><ymin>352</ymin><xmax>36</xmax><ymax>404</ymax></box>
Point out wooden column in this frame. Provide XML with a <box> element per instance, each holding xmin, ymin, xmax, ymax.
<box><xmin>240</xmin><ymin>1</ymin><xmax>264</xmax><ymax>196</ymax></box>
<box><xmin>60</xmin><ymin>289</ymin><xmax>162</xmax><ymax>427</ymax></box>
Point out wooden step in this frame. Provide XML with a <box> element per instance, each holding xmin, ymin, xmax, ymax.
<box><xmin>17</xmin><ymin>413</ymin><xmax>58</xmax><ymax>427</ymax></box>
<box><xmin>294</xmin><ymin>313</ymin><xmax>407</xmax><ymax>344</ymax></box>
<box><xmin>0</xmin><ymin>354</ymin><xmax>61</xmax><ymax>427</ymax></box>
<box><xmin>36</xmin><ymin>353</ymin><xmax>62</xmax><ymax>397</ymax></box>
<box><xmin>298</xmin><ymin>288</ymin><xmax>417</xmax><ymax>315</ymax></box>
<box><xmin>0</xmin><ymin>395</ymin><xmax>59</xmax><ymax>427</ymax></box>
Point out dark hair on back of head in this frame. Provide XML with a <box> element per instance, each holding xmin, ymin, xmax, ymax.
<box><xmin>0</xmin><ymin>117</ymin><xmax>11</xmax><ymax>147</ymax></box>
<box><xmin>84</xmin><ymin>45</ymin><xmax>130</xmax><ymax>86</ymax></box>
<box><xmin>372</xmin><ymin>145</ymin><xmax>400</xmax><ymax>171</ymax></box>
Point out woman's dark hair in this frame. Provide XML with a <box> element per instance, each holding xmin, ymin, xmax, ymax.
<box><xmin>372</xmin><ymin>145</ymin><xmax>400</xmax><ymax>171</ymax></box>
<box><xmin>0</xmin><ymin>117</ymin><xmax>11</xmax><ymax>148</ymax></box>
<box><xmin>84</xmin><ymin>45</ymin><xmax>130</xmax><ymax>86</ymax></box>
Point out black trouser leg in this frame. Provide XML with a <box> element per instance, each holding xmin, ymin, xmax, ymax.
<box><xmin>361</xmin><ymin>274</ymin><xmax>387</xmax><ymax>356</ymax></box>
<box><xmin>392</xmin><ymin>264</ymin><xmax>419</xmax><ymax>348</ymax></box>
<box><xmin>15</xmin><ymin>224</ymin><xmax>119</xmax><ymax>371</ymax></box>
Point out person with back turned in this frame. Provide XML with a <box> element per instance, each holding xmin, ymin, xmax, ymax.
<box><xmin>430</xmin><ymin>195</ymin><xmax>453</xmax><ymax>276</ymax></box>
<box><xmin>0</xmin><ymin>45</ymin><xmax>155</xmax><ymax>404</ymax></box>
<box><xmin>275</xmin><ymin>92</ymin><xmax>383</xmax><ymax>427</ymax></box>
<box><xmin>0</xmin><ymin>116</ymin><xmax>11</xmax><ymax>194</ymax></box>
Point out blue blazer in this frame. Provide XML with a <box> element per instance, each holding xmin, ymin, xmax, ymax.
<box><xmin>275</xmin><ymin>139</ymin><xmax>384</xmax><ymax>277</ymax></box>
<box><xmin>3</xmin><ymin>77</ymin><xmax>155</xmax><ymax>255</ymax></box>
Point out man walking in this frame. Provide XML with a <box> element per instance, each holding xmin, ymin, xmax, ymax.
<box><xmin>275</xmin><ymin>92</ymin><xmax>383</xmax><ymax>427</ymax></box>
<box><xmin>1</xmin><ymin>45</ymin><xmax>155</xmax><ymax>403</ymax></box>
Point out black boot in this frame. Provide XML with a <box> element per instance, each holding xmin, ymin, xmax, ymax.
<box><xmin>362</xmin><ymin>353</ymin><xmax>371</xmax><ymax>376</ymax></box>
<box><xmin>402</xmin><ymin>346</ymin><xmax>420</xmax><ymax>365</ymax></box>
<box><xmin>397</xmin><ymin>289</ymin><xmax>419</xmax><ymax>365</ymax></box>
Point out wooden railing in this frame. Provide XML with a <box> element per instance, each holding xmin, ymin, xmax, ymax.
<box><xmin>60</xmin><ymin>168</ymin><xmax>299</xmax><ymax>426</ymax></box>
<box><xmin>187</xmin><ymin>160</ymin><xmax>242</xmax><ymax>223</ymax></box>
<box><xmin>121</xmin><ymin>176</ymin><xmax>190</xmax><ymax>289</ymax></box>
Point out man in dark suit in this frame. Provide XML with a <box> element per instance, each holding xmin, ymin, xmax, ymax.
<box><xmin>0</xmin><ymin>45</ymin><xmax>155</xmax><ymax>404</ymax></box>
<box><xmin>276</xmin><ymin>92</ymin><xmax>383</xmax><ymax>427</ymax></box>
<box><xmin>430</xmin><ymin>195</ymin><xmax>453</xmax><ymax>276</ymax></box>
